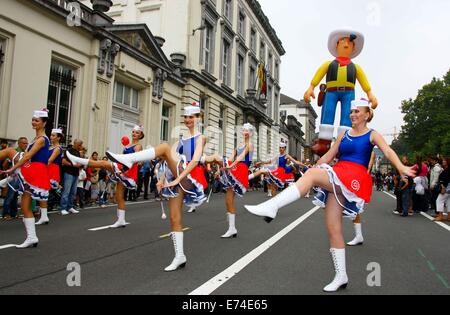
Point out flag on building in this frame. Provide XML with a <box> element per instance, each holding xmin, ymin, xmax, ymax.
<box><xmin>257</xmin><ymin>63</ymin><xmax>267</xmax><ymax>97</ymax></box>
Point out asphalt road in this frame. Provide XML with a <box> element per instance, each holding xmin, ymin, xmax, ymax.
<box><xmin>0</xmin><ymin>190</ymin><xmax>449</xmax><ymax>295</ymax></box>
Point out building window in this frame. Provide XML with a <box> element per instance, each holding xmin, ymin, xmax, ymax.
<box><xmin>0</xmin><ymin>40</ymin><xmax>5</xmax><ymax>65</ymax></box>
<box><xmin>222</xmin><ymin>39</ymin><xmax>231</xmax><ymax>86</ymax></box>
<box><xmin>203</xmin><ymin>22</ymin><xmax>214</xmax><ymax>73</ymax></box>
<box><xmin>275</xmin><ymin>62</ymin><xmax>280</xmax><ymax>80</ymax></box>
<box><xmin>237</xmin><ymin>54</ymin><xmax>245</xmax><ymax>96</ymax></box>
<box><xmin>250</xmin><ymin>28</ymin><xmax>257</xmax><ymax>52</ymax></box>
<box><xmin>274</xmin><ymin>92</ymin><xmax>279</xmax><ymax>123</ymax></box>
<box><xmin>46</xmin><ymin>61</ymin><xmax>77</xmax><ymax>145</ymax></box>
<box><xmin>234</xmin><ymin>115</ymin><xmax>238</xmax><ymax>149</ymax></box>
<box><xmin>114</xmin><ymin>81</ymin><xmax>139</xmax><ymax>110</ymax></box>
<box><xmin>0</xmin><ymin>39</ymin><xmax>5</xmax><ymax>98</ymax></box>
<box><xmin>249</xmin><ymin>64</ymin><xmax>256</xmax><ymax>89</ymax></box>
<box><xmin>260</xmin><ymin>41</ymin><xmax>265</xmax><ymax>64</ymax></box>
<box><xmin>268</xmin><ymin>53</ymin><xmax>273</xmax><ymax>73</ymax></box>
<box><xmin>219</xmin><ymin>106</ymin><xmax>226</xmax><ymax>153</ymax></box>
<box><xmin>199</xmin><ymin>96</ymin><xmax>207</xmax><ymax>132</ymax></box>
<box><xmin>238</xmin><ymin>10</ymin><xmax>246</xmax><ymax>38</ymax></box>
<box><xmin>161</xmin><ymin>105</ymin><xmax>170</xmax><ymax>142</ymax></box>
<box><xmin>223</xmin><ymin>0</ymin><xmax>232</xmax><ymax>22</ymax></box>
<box><xmin>267</xmin><ymin>85</ymin><xmax>272</xmax><ymax>118</ymax></box>
<box><xmin>267</xmin><ymin>129</ymin><xmax>271</xmax><ymax>155</ymax></box>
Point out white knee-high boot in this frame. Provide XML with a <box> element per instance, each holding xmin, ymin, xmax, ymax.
<box><xmin>323</xmin><ymin>248</ymin><xmax>349</xmax><ymax>292</ymax></box>
<box><xmin>164</xmin><ymin>232</ymin><xmax>187</xmax><ymax>272</ymax></box>
<box><xmin>221</xmin><ymin>213</ymin><xmax>238</xmax><ymax>238</ymax></box>
<box><xmin>245</xmin><ymin>185</ymin><xmax>301</xmax><ymax>222</ymax></box>
<box><xmin>66</xmin><ymin>151</ymin><xmax>89</xmax><ymax>167</ymax></box>
<box><xmin>35</xmin><ymin>208</ymin><xmax>49</xmax><ymax>225</ymax></box>
<box><xmin>16</xmin><ymin>218</ymin><xmax>39</xmax><ymax>249</ymax></box>
<box><xmin>106</xmin><ymin>148</ymin><xmax>155</xmax><ymax>169</ymax></box>
<box><xmin>347</xmin><ymin>223</ymin><xmax>364</xmax><ymax>246</ymax></box>
<box><xmin>110</xmin><ymin>209</ymin><xmax>127</xmax><ymax>228</ymax></box>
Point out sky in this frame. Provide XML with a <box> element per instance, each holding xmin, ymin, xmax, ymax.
<box><xmin>258</xmin><ymin>0</ymin><xmax>450</xmax><ymax>143</ymax></box>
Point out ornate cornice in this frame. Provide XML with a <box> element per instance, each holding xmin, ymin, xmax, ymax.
<box><xmin>245</xmin><ymin>0</ymin><xmax>285</xmax><ymax>56</ymax></box>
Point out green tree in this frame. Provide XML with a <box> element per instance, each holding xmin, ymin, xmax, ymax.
<box><xmin>397</xmin><ymin>69</ymin><xmax>450</xmax><ymax>157</ymax></box>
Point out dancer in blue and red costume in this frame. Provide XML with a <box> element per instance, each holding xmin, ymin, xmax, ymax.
<box><xmin>202</xmin><ymin>123</ymin><xmax>254</xmax><ymax>238</ymax></box>
<box><xmin>104</xmin><ymin>102</ymin><xmax>208</xmax><ymax>272</ymax></box>
<box><xmin>0</xmin><ymin>110</ymin><xmax>51</xmax><ymax>248</ymax></box>
<box><xmin>34</xmin><ymin>127</ymin><xmax>64</xmax><ymax>226</ymax></box>
<box><xmin>66</xmin><ymin>125</ymin><xmax>144</xmax><ymax>228</ymax></box>
<box><xmin>249</xmin><ymin>142</ymin><xmax>303</xmax><ymax>197</ymax></box>
<box><xmin>244</xmin><ymin>99</ymin><xmax>415</xmax><ymax>292</ymax></box>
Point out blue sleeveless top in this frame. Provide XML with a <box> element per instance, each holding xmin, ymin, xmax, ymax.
<box><xmin>123</xmin><ymin>145</ymin><xmax>137</xmax><ymax>155</ymax></box>
<box><xmin>177</xmin><ymin>134</ymin><xmax>201</xmax><ymax>162</ymax></box>
<box><xmin>28</xmin><ymin>136</ymin><xmax>50</xmax><ymax>164</ymax></box>
<box><xmin>285</xmin><ymin>165</ymin><xmax>294</xmax><ymax>174</ymax></box>
<box><xmin>236</xmin><ymin>145</ymin><xmax>253</xmax><ymax>167</ymax></box>
<box><xmin>339</xmin><ymin>130</ymin><xmax>374</xmax><ymax>168</ymax></box>
<box><xmin>50</xmin><ymin>146</ymin><xmax>63</xmax><ymax>165</ymax></box>
<box><xmin>278</xmin><ymin>155</ymin><xmax>287</xmax><ymax>168</ymax></box>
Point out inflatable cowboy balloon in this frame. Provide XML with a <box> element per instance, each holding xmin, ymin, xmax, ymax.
<box><xmin>304</xmin><ymin>29</ymin><xmax>378</xmax><ymax>156</ymax></box>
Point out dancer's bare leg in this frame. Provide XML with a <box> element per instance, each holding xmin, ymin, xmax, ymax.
<box><xmin>87</xmin><ymin>160</ymin><xmax>114</xmax><ymax>172</ymax></box>
<box><xmin>154</xmin><ymin>143</ymin><xmax>179</xmax><ymax>176</ymax></box>
<box><xmin>204</xmin><ymin>154</ymin><xmax>224</xmax><ymax>168</ymax></box>
<box><xmin>225</xmin><ymin>188</ymin><xmax>236</xmax><ymax>214</ymax></box>
<box><xmin>294</xmin><ymin>168</ymin><xmax>336</xmax><ymax>197</ymax></box>
<box><xmin>169</xmin><ymin>187</ymin><xmax>184</xmax><ymax>232</ymax></box>
<box><xmin>21</xmin><ymin>193</ymin><xmax>34</xmax><ymax>219</ymax></box>
<box><xmin>116</xmin><ymin>182</ymin><xmax>126</xmax><ymax>210</ymax></box>
<box><xmin>324</xmin><ymin>193</ymin><xmax>345</xmax><ymax>249</ymax></box>
<box><xmin>245</xmin><ymin>168</ymin><xmax>339</xmax><ymax>221</ymax></box>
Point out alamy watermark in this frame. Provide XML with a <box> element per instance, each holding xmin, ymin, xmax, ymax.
<box><xmin>66</xmin><ymin>2</ymin><xmax>82</xmax><ymax>27</ymax></box>
<box><xmin>366</xmin><ymin>2</ymin><xmax>382</xmax><ymax>27</ymax></box>
<box><xmin>66</xmin><ymin>262</ymin><xmax>81</xmax><ymax>287</ymax></box>
<box><xmin>366</xmin><ymin>262</ymin><xmax>382</xmax><ymax>287</ymax></box>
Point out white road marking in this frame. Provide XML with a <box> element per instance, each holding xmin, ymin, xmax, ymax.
<box><xmin>383</xmin><ymin>191</ymin><xmax>450</xmax><ymax>232</ymax></box>
<box><xmin>0</xmin><ymin>244</ymin><xmax>18</xmax><ymax>250</ymax></box>
<box><xmin>88</xmin><ymin>223</ymin><xmax>130</xmax><ymax>231</ymax></box>
<box><xmin>189</xmin><ymin>206</ymin><xmax>320</xmax><ymax>296</ymax></box>
<box><xmin>420</xmin><ymin>212</ymin><xmax>450</xmax><ymax>232</ymax></box>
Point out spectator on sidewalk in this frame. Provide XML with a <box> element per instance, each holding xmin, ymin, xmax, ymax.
<box><xmin>59</xmin><ymin>139</ymin><xmax>83</xmax><ymax>215</ymax></box>
<box><xmin>434</xmin><ymin>157</ymin><xmax>450</xmax><ymax>222</ymax></box>
<box><xmin>136</xmin><ymin>160</ymin><xmax>151</xmax><ymax>200</ymax></box>
<box><xmin>400</xmin><ymin>156</ymin><xmax>413</xmax><ymax>217</ymax></box>
<box><xmin>76</xmin><ymin>167</ymin><xmax>87</xmax><ymax>209</ymax></box>
<box><xmin>412</xmin><ymin>155</ymin><xmax>429</xmax><ymax>213</ymax></box>
<box><xmin>430</xmin><ymin>156</ymin><xmax>443</xmax><ymax>212</ymax></box>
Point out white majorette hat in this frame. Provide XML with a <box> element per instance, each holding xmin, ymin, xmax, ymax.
<box><xmin>328</xmin><ymin>29</ymin><xmax>365</xmax><ymax>59</ymax></box>
<box><xmin>351</xmin><ymin>98</ymin><xmax>371</xmax><ymax>110</ymax></box>
<box><xmin>52</xmin><ymin>128</ymin><xmax>63</xmax><ymax>134</ymax></box>
<box><xmin>279</xmin><ymin>142</ymin><xmax>287</xmax><ymax>148</ymax></box>
<box><xmin>33</xmin><ymin>109</ymin><xmax>49</xmax><ymax>118</ymax></box>
<box><xmin>242</xmin><ymin>123</ymin><xmax>254</xmax><ymax>133</ymax></box>
<box><xmin>183</xmin><ymin>101</ymin><xmax>201</xmax><ymax>116</ymax></box>
<box><xmin>133</xmin><ymin>125</ymin><xmax>144</xmax><ymax>133</ymax></box>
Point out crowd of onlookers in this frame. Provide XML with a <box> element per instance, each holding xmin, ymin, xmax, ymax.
<box><xmin>374</xmin><ymin>155</ymin><xmax>450</xmax><ymax>220</ymax></box>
